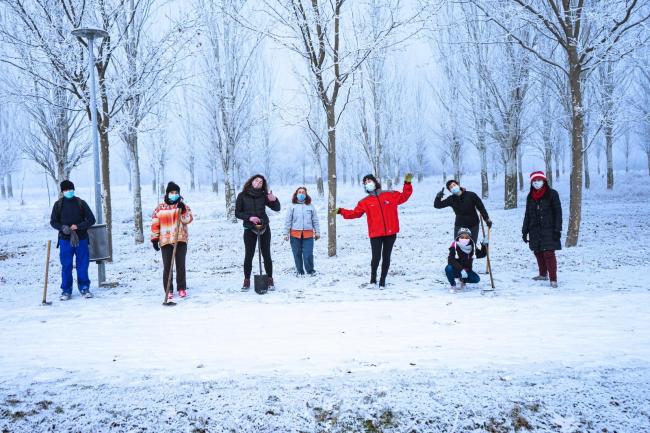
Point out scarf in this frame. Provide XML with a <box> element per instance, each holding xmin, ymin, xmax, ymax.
<box><xmin>247</xmin><ymin>187</ymin><xmax>265</xmax><ymax>198</ymax></box>
<box><xmin>456</xmin><ymin>240</ymin><xmax>473</xmax><ymax>255</ymax></box>
<box><xmin>531</xmin><ymin>184</ymin><xmax>548</xmax><ymax>201</ymax></box>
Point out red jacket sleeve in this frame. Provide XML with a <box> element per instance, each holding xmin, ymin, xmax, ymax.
<box><xmin>339</xmin><ymin>199</ymin><xmax>366</xmax><ymax>219</ymax></box>
<box><xmin>396</xmin><ymin>182</ymin><xmax>413</xmax><ymax>205</ymax></box>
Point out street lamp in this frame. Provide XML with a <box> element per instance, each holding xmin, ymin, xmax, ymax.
<box><xmin>72</xmin><ymin>27</ymin><xmax>109</xmax><ymax>286</ymax></box>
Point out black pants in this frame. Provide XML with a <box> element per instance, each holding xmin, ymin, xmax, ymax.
<box><xmin>454</xmin><ymin>224</ymin><xmax>479</xmax><ymax>242</ymax></box>
<box><xmin>161</xmin><ymin>242</ymin><xmax>187</xmax><ymax>293</ymax></box>
<box><xmin>369</xmin><ymin>234</ymin><xmax>397</xmax><ymax>286</ymax></box>
<box><xmin>244</xmin><ymin>228</ymin><xmax>273</xmax><ymax>279</ymax></box>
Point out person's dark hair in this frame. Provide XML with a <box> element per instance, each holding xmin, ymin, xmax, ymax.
<box><xmin>362</xmin><ymin>174</ymin><xmax>381</xmax><ymax>190</ymax></box>
<box><xmin>446</xmin><ymin>179</ymin><xmax>459</xmax><ymax>190</ymax></box>
<box><xmin>292</xmin><ymin>186</ymin><xmax>312</xmax><ymax>205</ymax></box>
<box><xmin>242</xmin><ymin>174</ymin><xmax>268</xmax><ymax>193</ymax></box>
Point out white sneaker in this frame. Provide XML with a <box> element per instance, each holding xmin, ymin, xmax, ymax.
<box><xmin>449</xmin><ymin>286</ymin><xmax>458</xmax><ymax>294</ymax></box>
<box><xmin>60</xmin><ymin>293</ymin><xmax>71</xmax><ymax>301</ymax></box>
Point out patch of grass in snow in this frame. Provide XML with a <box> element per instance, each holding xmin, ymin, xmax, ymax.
<box><xmin>510</xmin><ymin>405</ymin><xmax>532</xmax><ymax>431</ymax></box>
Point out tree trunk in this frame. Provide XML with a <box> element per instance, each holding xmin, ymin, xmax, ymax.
<box><xmin>316</xmin><ymin>176</ymin><xmax>324</xmax><ymax>197</ymax></box>
<box><xmin>6</xmin><ymin>174</ymin><xmax>13</xmax><ymax>198</ymax></box>
<box><xmin>99</xmin><ymin>112</ymin><xmax>113</xmax><ymax>262</ymax></box>
<box><xmin>544</xmin><ymin>144</ymin><xmax>553</xmax><ymax>188</ymax></box>
<box><xmin>326</xmin><ymin>105</ymin><xmax>337</xmax><ymax>257</ymax></box>
<box><xmin>224</xmin><ymin>167</ymin><xmax>236</xmax><ymax>222</ymax></box>
<box><xmin>646</xmin><ymin>149</ymin><xmax>650</xmax><ymax>176</ymax></box>
<box><xmin>605</xmin><ymin>125</ymin><xmax>614</xmax><ymax>189</ymax></box>
<box><xmin>0</xmin><ymin>178</ymin><xmax>5</xmax><ymax>199</ymax></box>
<box><xmin>127</xmin><ymin>132</ymin><xmax>144</xmax><ymax>244</ymax></box>
<box><xmin>517</xmin><ymin>145</ymin><xmax>524</xmax><ymax>191</ymax></box>
<box><xmin>503</xmin><ymin>152</ymin><xmax>517</xmax><ymax>210</ymax></box>
<box><xmin>480</xmin><ymin>145</ymin><xmax>488</xmax><ymax>199</ymax></box>
<box><xmin>584</xmin><ymin>146</ymin><xmax>590</xmax><ymax>190</ymax></box>
<box><xmin>566</xmin><ymin>61</ymin><xmax>584</xmax><ymax>247</ymax></box>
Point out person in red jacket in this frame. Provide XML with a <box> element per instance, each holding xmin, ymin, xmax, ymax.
<box><xmin>334</xmin><ymin>173</ymin><xmax>413</xmax><ymax>288</ymax></box>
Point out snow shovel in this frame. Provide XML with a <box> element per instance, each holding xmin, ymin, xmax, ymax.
<box><xmin>252</xmin><ymin>224</ymin><xmax>268</xmax><ymax>295</ymax></box>
<box><xmin>162</xmin><ymin>209</ymin><xmax>183</xmax><ymax>307</ymax></box>
<box><xmin>42</xmin><ymin>240</ymin><xmax>52</xmax><ymax>305</ymax></box>
<box><xmin>480</xmin><ymin>215</ymin><xmax>495</xmax><ymax>291</ymax></box>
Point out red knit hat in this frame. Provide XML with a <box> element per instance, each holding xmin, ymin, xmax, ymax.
<box><xmin>529</xmin><ymin>171</ymin><xmax>547</xmax><ymax>182</ymax></box>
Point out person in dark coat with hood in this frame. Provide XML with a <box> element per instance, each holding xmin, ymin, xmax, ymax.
<box><xmin>50</xmin><ymin>180</ymin><xmax>96</xmax><ymax>300</ymax></box>
<box><xmin>235</xmin><ymin>174</ymin><xmax>281</xmax><ymax>291</ymax></box>
<box><xmin>434</xmin><ymin>179</ymin><xmax>491</xmax><ymax>242</ymax></box>
<box><xmin>522</xmin><ymin>171</ymin><xmax>562</xmax><ymax>288</ymax></box>
<box><xmin>335</xmin><ymin>173</ymin><xmax>413</xmax><ymax>289</ymax></box>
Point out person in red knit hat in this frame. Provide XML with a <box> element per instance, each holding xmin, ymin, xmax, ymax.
<box><xmin>522</xmin><ymin>171</ymin><xmax>562</xmax><ymax>288</ymax></box>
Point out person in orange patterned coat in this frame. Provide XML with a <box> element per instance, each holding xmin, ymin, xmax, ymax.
<box><xmin>151</xmin><ymin>181</ymin><xmax>193</xmax><ymax>300</ymax></box>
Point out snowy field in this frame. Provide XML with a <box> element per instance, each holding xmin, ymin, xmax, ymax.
<box><xmin>1</xmin><ymin>173</ymin><xmax>649</xmax><ymax>432</ymax></box>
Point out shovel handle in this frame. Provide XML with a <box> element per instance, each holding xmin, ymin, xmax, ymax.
<box><xmin>42</xmin><ymin>240</ymin><xmax>51</xmax><ymax>303</ymax></box>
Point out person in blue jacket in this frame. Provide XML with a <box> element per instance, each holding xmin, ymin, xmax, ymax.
<box><xmin>284</xmin><ymin>186</ymin><xmax>321</xmax><ymax>276</ymax></box>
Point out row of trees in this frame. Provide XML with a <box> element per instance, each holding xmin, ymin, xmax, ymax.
<box><xmin>0</xmin><ymin>0</ymin><xmax>649</xmax><ymax>259</ymax></box>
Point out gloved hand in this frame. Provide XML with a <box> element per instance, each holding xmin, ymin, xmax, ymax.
<box><xmin>436</xmin><ymin>187</ymin><xmax>444</xmax><ymax>199</ymax></box>
<box><xmin>61</xmin><ymin>225</ymin><xmax>71</xmax><ymax>235</ymax></box>
<box><xmin>152</xmin><ymin>240</ymin><xmax>160</xmax><ymax>251</ymax></box>
<box><xmin>70</xmin><ymin>230</ymin><xmax>79</xmax><ymax>248</ymax></box>
<box><xmin>486</xmin><ymin>219</ymin><xmax>493</xmax><ymax>229</ymax></box>
<box><xmin>177</xmin><ymin>200</ymin><xmax>186</xmax><ymax>214</ymax></box>
<box><xmin>481</xmin><ymin>238</ymin><xmax>489</xmax><ymax>246</ymax></box>
<box><xmin>331</xmin><ymin>208</ymin><xmax>340</xmax><ymax>217</ymax></box>
<box><xmin>249</xmin><ymin>216</ymin><xmax>261</xmax><ymax>225</ymax></box>
<box><xmin>522</xmin><ymin>233</ymin><xmax>528</xmax><ymax>243</ymax></box>
<box><xmin>267</xmin><ymin>190</ymin><xmax>276</xmax><ymax>202</ymax></box>
<box><xmin>404</xmin><ymin>173</ymin><xmax>414</xmax><ymax>183</ymax></box>
<box><xmin>315</xmin><ymin>234</ymin><xmax>320</xmax><ymax>240</ymax></box>
<box><xmin>554</xmin><ymin>231</ymin><xmax>562</xmax><ymax>241</ymax></box>
<box><xmin>460</xmin><ymin>269</ymin><xmax>468</xmax><ymax>280</ymax></box>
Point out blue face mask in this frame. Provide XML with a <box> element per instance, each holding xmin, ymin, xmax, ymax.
<box><xmin>365</xmin><ymin>183</ymin><xmax>376</xmax><ymax>193</ymax></box>
<box><xmin>63</xmin><ymin>190</ymin><xmax>75</xmax><ymax>199</ymax></box>
<box><xmin>297</xmin><ymin>193</ymin><xmax>306</xmax><ymax>202</ymax></box>
<box><xmin>168</xmin><ymin>194</ymin><xmax>180</xmax><ymax>202</ymax></box>
<box><xmin>450</xmin><ymin>186</ymin><xmax>461</xmax><ymax>195</ymax></box>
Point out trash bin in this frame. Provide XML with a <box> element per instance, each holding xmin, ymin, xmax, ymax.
<box><xmin>88</xmin><ymin>224</ymin><xmax>110</xmax><ymax>262</ymax></box>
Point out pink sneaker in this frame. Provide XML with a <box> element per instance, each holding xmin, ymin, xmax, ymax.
<box><xmin>167</xmin><ymin>292</ymin><xmax>174</xmax><ymax>301</ymax></box>
<box><xmin>178</xmin><ymin>289</ymin><xmax>187</xmax><ymax>298</ymax></box>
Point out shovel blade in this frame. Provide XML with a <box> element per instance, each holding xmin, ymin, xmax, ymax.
<box><xmin>254</xmin><ymin>275</ymin><xmax>269</xmax><ymax>294</ymax></box>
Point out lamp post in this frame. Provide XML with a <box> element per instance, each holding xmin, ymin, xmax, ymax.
<box><xmin>72</xmin><ymin>27</ymin><xmax>109</xmax><ymax>285</ymax></box>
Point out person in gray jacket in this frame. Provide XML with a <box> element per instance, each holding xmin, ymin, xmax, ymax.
<box><xmin>284</xmin><ymin>186</ymin><xmax>321</xmax><ymax>275</ymax></box>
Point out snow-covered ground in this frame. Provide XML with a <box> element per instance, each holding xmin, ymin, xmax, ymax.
<box><xmin>1</xmin><ymin>173</ymin><xmax>649</xmax><ymax>432</ymax></box>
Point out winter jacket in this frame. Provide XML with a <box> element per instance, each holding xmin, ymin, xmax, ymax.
<box><xmin>339</xmin><ymin>182</ymin><xmax>413</xmax><ymax>238</ymax></box>
<box><xmin>151</xmin><ymin>201</ymin><xmax>193</xmax><ymax>247</ymax></box>
<box><xmin>434</xmin><ymin>189</ymin><xmax>489</xmax><ymax>228</ymax></box>
<box><xmin>235</xmin><ymin>188</ymin><xmax>281</xmax><ymax>229</ymax></box>
<box><xmin>50</xmin><ymin>197</ymin><xmax>96</xmax><ymax>241</ymax></box>
<box><xmin>522</xmin><ymin>187</ymin><xmax>562</xmax><ymax>251</ymax></box>
<box><xmin>448</xmin><ymin>240</ymin><xmax>487</xmax><ymax>272</ymax></box>
<box><xmin>284</xmin><ymin>203</ymin><xmax>320</xmax><ymax>235</ymax></box>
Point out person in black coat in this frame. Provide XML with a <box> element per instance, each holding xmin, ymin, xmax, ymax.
<box><xmin>522</xmin><ymin>171</ymin><xmax>562</xmax><ymax>288</ymax></box>
<box><xmin>49</xmin><ymin>180</ymin><xmax>96</xmax><ymax>300</ymax></box>
<box><xmin>434</xmin><ymin>179</ymin><xmax>492</xmax><ymax>241</ymax></box>
<box><xmin>445</xmin><ymin>227</ymin><xmax>488</xmax><ymax>293</ymax></box>
<box><xmin>235</xmin><ymin>174</ymin><xmax>281</xmax><ymax>291</ymax></box>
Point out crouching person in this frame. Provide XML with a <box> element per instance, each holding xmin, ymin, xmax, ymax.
<box><xmin>445</xmin><ymin>227</ymin><xmax>488</xmax><ymax>293</ymax></box>
<box><xmin>50</xmin><ymin>180</ymin><xmax>96</xmax><ymax>300</ymax></box>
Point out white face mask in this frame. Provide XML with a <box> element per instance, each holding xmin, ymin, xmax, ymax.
<box><xmin>532</xmin><ymin>180</ymin><xmax>545</xmax><ymax>190</ymax></box>
<box><xmin>457</xmin><ymin>238</ymin><xmax>470</xmax><ymax>246</ymax></box>
<box><xmin>365</xmin><ymin>182</ymin><xmax>376</xmax><ymax>192</ymax></box>
<box><xmin>450</xmin><ymin>186</ymin><xmax>461</xmax><ymax>195</ymax></box>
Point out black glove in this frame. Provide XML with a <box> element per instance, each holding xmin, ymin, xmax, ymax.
<box><xmin>177</xmin><ymin>201</ymin><xmax>186</xmax><ymax>214</ymax></box>
<box><xmin>486</xmin><ymin>219</ymin><xmax>493</xmax><ymax>229</ymax></box>
<box><xmin>554</xmin><ymin>231</ymin><xmax>562</xmax><ymax>241</ymax></box>
<box><xmin>436</xmin><ymin>188</ymin><xmax>444</xmax><ymax>199</ymax></box>
<box><xmin>152</xmin><ymin>240</ymin><xmax>160</xmax><ymax>251</ymax></box>
<box><xmin>61</xmin><ymin>225</ymin><xmax>71</xmax><ymax>235</ymax></box>
<box><xmin>522</xmin><ymin>233</ymin><xmax>528</xmax><ymax>243</ymax></box>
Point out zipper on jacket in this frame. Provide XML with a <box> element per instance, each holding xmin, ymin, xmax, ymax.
<box><xmin>374</xmin><ymin>193</ymin><xmax>388</xmax><ymax>235</ymax></box>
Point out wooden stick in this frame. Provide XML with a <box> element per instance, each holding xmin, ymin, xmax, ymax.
<box><xmin>42</xmin><ymin>240</ymin><xmax>52</xmax><ymax>304</ymax></box>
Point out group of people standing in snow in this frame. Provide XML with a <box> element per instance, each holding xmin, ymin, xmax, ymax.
<box><xmin>49</xmin><ymin>169</ymin><xmax>562</xmax><ymax>300</ymax></box>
